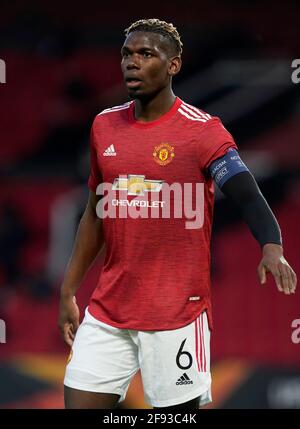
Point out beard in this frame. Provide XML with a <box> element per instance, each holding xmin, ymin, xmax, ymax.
<box><xmin>127</xmin><ymin>87</ymin><xmax>161</xmax><ymax>103</ymax></box>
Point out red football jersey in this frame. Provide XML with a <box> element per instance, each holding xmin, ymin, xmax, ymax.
<box><xmin>87</xmin><ymin>97</ymin><xmax>237</xmax><ymax>331</ymax></box>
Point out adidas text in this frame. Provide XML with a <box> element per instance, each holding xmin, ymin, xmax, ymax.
<box><xmin>176</xmin><ymin>380</ymin><xmax>193</xmax><ymax>385</ymax></box>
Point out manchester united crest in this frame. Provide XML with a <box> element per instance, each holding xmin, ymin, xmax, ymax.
<box><xmin>153</xmin><ymin>143</ymin><xmax>175</xmax><ymax>166</ymax></box>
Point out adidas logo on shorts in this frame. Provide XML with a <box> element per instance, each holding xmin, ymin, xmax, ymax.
<box><xmin>176</xmin><ymin>373</ymin><xmax>193</xmax><ymax>385</ymax></box>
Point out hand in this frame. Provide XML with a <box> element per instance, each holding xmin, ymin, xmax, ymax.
<box><xmin>58</xmin><ymin>294</ymin><xmax>80</xmax><ymax>346</ymax></box>
<box><xmin>257</xmin><ymin>243</ymin><xmax>297</xmax><ymax>294</ymax></box>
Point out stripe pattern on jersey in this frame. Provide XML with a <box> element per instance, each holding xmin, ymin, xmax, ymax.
<box><xmin>178</xmin><ymin>102</ymin><xmax>212</xmax><ymax>123</ymax></box>
<box><xmin>98</xmin><ymin>102</ymin><xmax>132</xmax><ymax>116</ymax></box>
<box><xmin>194</xmin><ymin>312</ymin><xmax>207</xmax><ymax>372</ymax></box>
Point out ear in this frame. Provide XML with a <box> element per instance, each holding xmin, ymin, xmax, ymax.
<box><xmin>168</xmin><ymin>56</ymin><xmax>182</xmax><ymax>77</ymax></box>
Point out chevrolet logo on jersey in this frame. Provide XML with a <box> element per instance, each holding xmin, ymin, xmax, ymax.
<box><xmin>112</xmin><ymin>175</ymin><xmax>164</xmax><ymax>196</ymax></box>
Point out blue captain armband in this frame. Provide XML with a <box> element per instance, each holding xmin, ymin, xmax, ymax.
<box><xmin>208</xmin><ymin>148</ymin><xmax>249</xmax><ymax>188</ymax></box>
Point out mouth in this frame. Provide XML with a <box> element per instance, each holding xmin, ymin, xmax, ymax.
<box><xmin>125</xmin><ymin>77</ymin><xmax>142</xmax><ymax>89</ymax></box>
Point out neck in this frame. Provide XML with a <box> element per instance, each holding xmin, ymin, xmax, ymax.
<box><xmin>133</xmin><ymin>87</ymin><xmax>176</xmax><ymax>122</ymax></box>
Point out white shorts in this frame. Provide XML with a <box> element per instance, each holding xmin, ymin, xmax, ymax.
<box><xmin>64</xmin><ymin>308</ymin><xmax>212</xmax><ymax>408</ymax></box>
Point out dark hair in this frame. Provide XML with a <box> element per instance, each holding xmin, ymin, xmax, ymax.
<box><xmin>125</xmin><ymin>18</ymin><xmax>183</xmax><ymax>56</ymax></box>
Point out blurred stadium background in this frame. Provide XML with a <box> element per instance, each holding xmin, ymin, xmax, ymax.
<box><xmin>0</xmin><ymin>0</ymin><xmax>299</xmax><ymax>409</ymax></box>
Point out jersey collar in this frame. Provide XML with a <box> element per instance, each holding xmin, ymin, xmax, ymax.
<box><xmin>128</xmin><ymin>97</ymin><xmax>182</xmax><ymax>128</ymax></box>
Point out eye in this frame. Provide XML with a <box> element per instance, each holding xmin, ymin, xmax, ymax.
<box><xmin>143</xmin><ymin>52</ymin><xmax>153</xmax><ymax>58</ymax></box>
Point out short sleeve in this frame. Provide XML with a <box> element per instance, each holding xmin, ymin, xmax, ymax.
<box><xmin>87</xmin><ymin>122</ymin><xmax>102</xmax><ymax>192</ymax></box>
<box><xmin>197</xmin><ymin>117</ymin><xmax>238</xmax><ymax>171</ymax></box>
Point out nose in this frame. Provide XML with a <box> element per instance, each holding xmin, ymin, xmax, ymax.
<box><xmin>126</xmin><ymin>54</ymin><xmax>140</xmax><ymax>70</ymax></box>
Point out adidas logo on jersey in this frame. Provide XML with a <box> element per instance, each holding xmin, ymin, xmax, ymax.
<box><xmin>176</xmin><ymin>373</ymin><xmax>193</xmax><ymax>385</ymax></box>
<box><xmin>103</xmin><ymin>144</ymin><xmax>117</xmax><ymax>156</ymax></box>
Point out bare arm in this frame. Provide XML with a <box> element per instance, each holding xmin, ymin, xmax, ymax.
<box><xmin>58</xmin><ymin>190</ymin><xmax>105</xmax><ymax>346</ymax></box>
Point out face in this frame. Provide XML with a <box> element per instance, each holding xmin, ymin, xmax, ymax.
<box><xmin>121</xmin><ymin>31</ymin><xmax>181</xmax><ymax>100</ymax></box>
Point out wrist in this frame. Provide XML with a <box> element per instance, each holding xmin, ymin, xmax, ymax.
<box><xmin>262</xmin><ymin>243</ymin><xmax>283</xmax><ymax>256</ymax></box>
<box><xmin>60</xmin><ymin>285</ymin><xmax>77</xmax><ymax>300</ymax></box>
